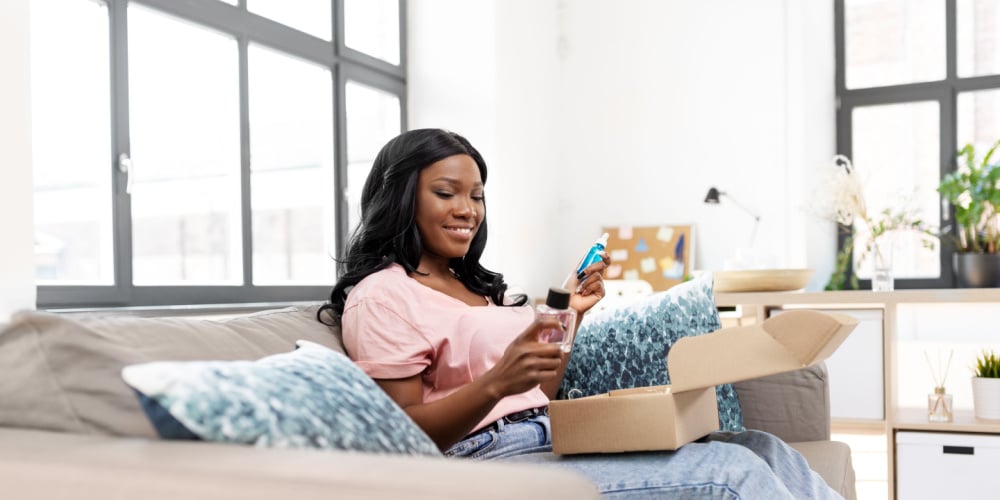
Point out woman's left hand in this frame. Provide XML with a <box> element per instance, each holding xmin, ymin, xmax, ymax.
<box><xmin>567</xmin><ymin>251</ymin><xmax>610</xmax><ymax>316</ymax></box>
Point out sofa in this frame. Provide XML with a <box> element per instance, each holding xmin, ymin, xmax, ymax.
<box><xmin>0</xmin><ymin>305</ymin><xmax>855</xmax><ymax>499</ymax></box>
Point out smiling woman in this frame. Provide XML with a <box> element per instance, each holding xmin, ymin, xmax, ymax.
<box><xmin>320</xmin><ymin>129</ymin><xmax>508</xmax><ymax>321</ymax></box>
<box><xmin>316</xmin><ymin>128</ymin><xmax>843</xmax><ymax>499</ymax></box>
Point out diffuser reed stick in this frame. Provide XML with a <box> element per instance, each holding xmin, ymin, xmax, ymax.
<box><xmin>924</xmin><ymin>349</ymin><xmax>953</xmax><ymax>389</ymax></box>
<box><xmin>924</xmin><ymin>349</ymin><xmax>954</xmax><ymax>423</ymax></box>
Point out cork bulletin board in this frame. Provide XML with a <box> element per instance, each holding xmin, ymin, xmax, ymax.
<box><xmin>601</xmin><ymin>225</ymin><xmax>693</xmax><ymax>291</ymax></box>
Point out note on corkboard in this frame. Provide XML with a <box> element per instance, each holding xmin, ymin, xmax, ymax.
<box><xmin>601</xmin><ymin>225</ymin><xmax>692</xmax><ymax>291</ymax></box>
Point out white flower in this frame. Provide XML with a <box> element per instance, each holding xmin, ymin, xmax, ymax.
<box><xmin>812</xmin><ymin>155</ymin><xmax>868</xmax><ymax>226</ymax></box>
<box><xmin>957</xmin><ymin>190</ymin><xmax>972</xmax><ymax>210</ymax></box>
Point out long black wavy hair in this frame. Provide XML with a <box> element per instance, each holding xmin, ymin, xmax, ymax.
<box><xmin>318</xmin><ymin>128</ymin><xmax>523</xmax><ymax>326</ymax></box>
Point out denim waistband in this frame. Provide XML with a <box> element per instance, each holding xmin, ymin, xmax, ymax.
<box><xmin>468</xmin><ymin>406</ymin><xmax>549</xmax><ymax>438</ymax></box>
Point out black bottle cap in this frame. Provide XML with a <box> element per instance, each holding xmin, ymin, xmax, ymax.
<box><xmin>545</xmin><ymin>287</ymin><xmax>571</xmax><ymax>310</ymax></box>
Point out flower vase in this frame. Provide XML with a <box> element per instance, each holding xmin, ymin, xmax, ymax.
<box><xmin>871</xmin><ymin>234</ymin><xmax>894</xmax><ymax>292</ymax></box>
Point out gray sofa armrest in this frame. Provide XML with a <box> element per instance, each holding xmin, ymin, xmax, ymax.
<box><xmin>0</xmin><ymin>428</ymin><xmax>601</xmax><ymax>500</ymax></box>
<box><xmin>733</xmin><ymin>362</ymin><xmax>831</xmax><ymax>442</ymax></box>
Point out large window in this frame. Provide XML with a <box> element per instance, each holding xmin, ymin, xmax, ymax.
<box><xmin>30</xmin><ymin>0</ymin><xmax>405</xmax><ymax>307</ymax></box>
<box><xmin>836</xmin><ymin>0</ymin><xmax>1000</xmax><ymax>288</ymax></box>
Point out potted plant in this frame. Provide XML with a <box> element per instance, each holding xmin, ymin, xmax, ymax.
<box><xmin>937</xmin><ymin>140</ymin><xmax>1000</xmax><ymax>287</ymax></box>
<box><xmin>815</xmin><ymin>155</ymin><xmax>936</xmax><ymax>291</ymax></box>
<box><xmin>972</xmin><ymin>350</ymin><xmax>1000</xmax><ymax>420</ymax></box>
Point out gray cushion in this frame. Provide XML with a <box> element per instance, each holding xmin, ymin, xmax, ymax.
<box><xmin>733</xmin><ymin>363</ymin><xmax>831</xmax><ymax>442</ymax></box>
<box><xmin>0</xmin><ymin>305</ymin><xmax>342</xmax><ymax>437</ymax></box>
<box><xmin>789</xmin><ymin>440</ymin><xmax>857</xmax><ymax>500</ymax></box>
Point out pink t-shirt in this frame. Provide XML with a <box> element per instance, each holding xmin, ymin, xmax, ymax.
<box><xmin>341</xmin><ymin>264</ymin><xmax>549</xmax><ymax>433</ymax></box>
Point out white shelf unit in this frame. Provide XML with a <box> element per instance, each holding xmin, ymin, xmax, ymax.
<box><xmin>715</xmin><ymin>289</ymin><xmax>1000</xmax><ymax>500</ymax></box>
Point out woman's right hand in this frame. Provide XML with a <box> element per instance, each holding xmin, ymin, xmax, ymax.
<box><xmin>481</xmin><ymin>316</ymin><xmax>564</xmax><ymax>399</ymax></box>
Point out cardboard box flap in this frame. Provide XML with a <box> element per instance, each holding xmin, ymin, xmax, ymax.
<box><xmin>762</xmin><ymin>311</ymin><xmax>857</xmax><ymax>364</ymax></box>
<box><xmin>609</xmin><ymin>385</ymin><xmax>671</xmax><ymax>397</ymax></box>
<box><xmin>667</xmin><ymin>310</ymin><xmax>857</xmax><ymax>393</ymax></box>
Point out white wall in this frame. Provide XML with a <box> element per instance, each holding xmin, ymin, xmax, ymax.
<box><xmin>409</xmin><ymin>0</ymin><xmax>836</xmax><ymax>298</ymax></box>
<box><xmin>492</xmin><ymin>1</ymin><xmax>563</xmax><ymax>293</ymax></box>
<box><xmin>0</xmin><ymin>0</ymin><xmax>37</xmax><ymax>320</ymax></box>
<box><xmin>788</xmin><ymin>1</ymin><xmax>838</xmax><ymax>291</ymax></box>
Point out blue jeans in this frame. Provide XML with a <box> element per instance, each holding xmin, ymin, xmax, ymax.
<box><xmin>445</xmin><ymin>415</ymin><xmax>842</xmax><ymax>499</ymax></box>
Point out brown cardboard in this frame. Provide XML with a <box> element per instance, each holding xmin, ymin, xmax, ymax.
<box><xmin>550</xmin><ymin>309</ymin><xmax>858</xmax><ymax>454</ymax></box>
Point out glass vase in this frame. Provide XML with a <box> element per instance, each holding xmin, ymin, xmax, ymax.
<box><xmin>871</xmin><ymin>234</ymin><xmax>894</xmax><ymax>292</ymax></box>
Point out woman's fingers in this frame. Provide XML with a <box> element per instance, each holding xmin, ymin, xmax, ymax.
<box><xmin>577</xmin><ymin>252</ymin><xmax>610</xmax><ymax>292</ymax></box>
<box><xmin>487</xmin><ymin>319</ymin><xmax>565</xmax><ymax>396</ymax></box>
<box><xmin>577</xmin><ymin>273</ymin><xmax>607</xmax><ymax>297</ymax></box>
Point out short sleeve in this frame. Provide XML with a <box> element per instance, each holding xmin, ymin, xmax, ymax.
<box><xmin>341</xmin><ymin>297</ymin><xmax>433</xmax><ymax>380</ymax></box>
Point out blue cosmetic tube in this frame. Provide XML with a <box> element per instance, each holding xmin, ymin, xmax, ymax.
<box><xmin>575</xmin><ymin>233</ymin><xmax>609</xmax><ymax>275</ymax></box>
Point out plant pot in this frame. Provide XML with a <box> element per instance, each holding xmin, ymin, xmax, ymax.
<box><xmin>953</xmin><ymin>253</ymin><xmax>1000</xmax><ymax>288</ymax></box>
<box><xmin>972</xmin><ymin>376</ymin><xmax>1000</xmax><ymax>420</ymax></box>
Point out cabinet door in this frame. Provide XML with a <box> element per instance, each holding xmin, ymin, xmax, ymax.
<box><xmin>897</xmin><ymin>431</ymin><xmax>1000</xmax><ymax>499</ymax></box>
<box><xmin>771</xmin><ymin>308</ymin><xmax>885</xmax><ymax>421</ymax></box>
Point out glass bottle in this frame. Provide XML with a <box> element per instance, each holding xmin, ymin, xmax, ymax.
<box><xmin>927</xmin><ymin>386</ymin><xmax>953</xmax><ymax>423</ymax></box>
<box><xmin>536</xmin><ymin>287</ymin><xmax>577</xmax><ymax>353</ymax></box>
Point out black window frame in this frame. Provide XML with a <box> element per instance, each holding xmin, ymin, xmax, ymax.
<box><xmin>835</xmin><ymin>0</ymin><xmax>1000</xmax><ymax>289</ymax></box>
<box><xmin>36</xmin><ymin>0</ymin><xmax>406</xmax><ymax>308</ymax></box>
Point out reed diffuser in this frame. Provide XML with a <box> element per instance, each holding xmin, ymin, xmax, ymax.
<box><xmin>925</xmin><ymin>350</ymin><xmax>954</xmax><ymax>423</ymax></box>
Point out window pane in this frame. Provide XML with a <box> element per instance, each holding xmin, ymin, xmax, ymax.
<box><xmin>30</xmin><ymin>0</ymin><xmax>113</xmax><ymax>285</ymax></box>
<box><xmin>248</xmin><ymin>45</ymin><xmax>335</xmax><ymax>285</ymax></box>
<box><xmin>247</xmin><ymin>0</ymin><xmax>331</xmax><ymax>41</ymax></box>
<box><xmin>344</xmin><ymin>0</ymin><xmax>400</xmax><ymax>65</ymax></box>
<box><xmin>345</xmin><ymin>82</ymin><xmax>401</xmax><ymax>233</ymax></box>
<box><xmin>128</xmin><ymin>6</ymin><xmax>242</xmax><ymax>285</ymax></box>
<box><xmin>845</xmin><ymin>0</ymin><xmax>945</xmax><ymax>89</ymax></box>
<box><xmin>958</xmin><ymin>0</ymin><xmax>1000</xmax><ymax>77</ymax></box>
<box><xmin>851</xmin><ymin>101</ymin><xmax>941</xmax><ymax>279</ymax></box>
<box><xmin>958</xmin><ymin>89</ymin><xmax>1000</xmax><ymax>159</ymax></box>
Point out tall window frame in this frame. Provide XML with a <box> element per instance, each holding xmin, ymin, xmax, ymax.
<box><xmin>35</xmin><ymin>0</ymin><xmax>406</xmax><ymax>308</ymax></box>
<box><xmin>835</xmin><ymin>0</ymin><xmax>1000</xmax><ymax>289</ymax></box>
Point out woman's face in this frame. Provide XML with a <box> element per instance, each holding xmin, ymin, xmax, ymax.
<box><xmin>414</xmin><ymin>154</ymin><xmax>485</xmax><ymax>262</ymax></box>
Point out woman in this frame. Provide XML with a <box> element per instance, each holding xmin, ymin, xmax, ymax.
<box><xmin>319</xmin><ymin>128</ymin><xmax>841</xmax><ymax>499</ymax></box>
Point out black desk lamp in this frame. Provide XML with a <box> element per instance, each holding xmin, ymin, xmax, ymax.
<box><xmin>704</xmin><ymin>187</ymin><xmax>761</xmax><ymax>248</ymax></box>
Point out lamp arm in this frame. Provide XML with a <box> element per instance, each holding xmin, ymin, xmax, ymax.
<box><xmin>721</xmin><ymin>193</ymin><xmax>761</xmax><ymax>221</ymax></box>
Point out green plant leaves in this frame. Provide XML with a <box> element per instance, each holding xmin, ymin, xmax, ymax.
<box><xmin>938</xmin><ymin>139</ymin><xmax>1000</xmax><ymax>253</ymax></box>
<box><xmin>975</xmin><ymin>350</ymin><xmax>1000</xmax><ymax>378</ymax></box>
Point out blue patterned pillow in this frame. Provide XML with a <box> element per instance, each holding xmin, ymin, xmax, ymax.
<box><xmin>558</xmin><ymin>273</ymin><xmax>743</xmax><ymax>432</ymax></box>
<box><xmin>121</xmin><ymin>340</ymin><xmax>441</xmax><ymax>456</ymax></box>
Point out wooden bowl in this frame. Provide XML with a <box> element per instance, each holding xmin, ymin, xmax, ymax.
<box><xmin>713</xmin><ymin>268</ymin><xmax>815</xmax><ymax>293</ymax></box>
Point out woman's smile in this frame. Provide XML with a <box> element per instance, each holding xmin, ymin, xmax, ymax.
<box><xmin>443</xmin><ymin>225</ymin><xmax>475</xmax><ymax>239</ymax></box>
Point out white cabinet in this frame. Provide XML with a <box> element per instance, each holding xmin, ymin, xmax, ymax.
<box><xmin>896</xmin><ymin>431</ymin><xmax>1000</xmax><ymax>499</ymax></box>
<box><xmin>771</xmin><ymin>308</ymin><xmax>884</xmax><ymax>420</ymax></box>
<box><xmin>824</xmin><ymin>309</ymin><xmax>884</xmax><ymax>420</ymax></box>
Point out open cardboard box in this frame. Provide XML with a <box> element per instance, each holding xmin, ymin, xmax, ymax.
<box><xmin>549</xmin><ymin>309</ymin><xmax>858</xmax><ymax>454</ymax></box>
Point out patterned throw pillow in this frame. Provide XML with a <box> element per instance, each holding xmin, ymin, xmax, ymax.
<box><xmin>558</xmin><ymin>273</ymin><xmax>743</xmax><ymax>432</ymax></box>
<box><xmin>121</xmin><ymin>340</ymin><xmax>441</xmax><ymax>456</ymax></box>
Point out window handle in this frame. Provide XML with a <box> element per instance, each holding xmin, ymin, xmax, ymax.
<box><xmin>118</xmin><ymin>153</ymin><xmax>134</xmax><ymax>194</ymax></box>
<box><xmin>941</xmin><ymin>197</ymin><xmax>950</xmax><ymax>222</ymax></box>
